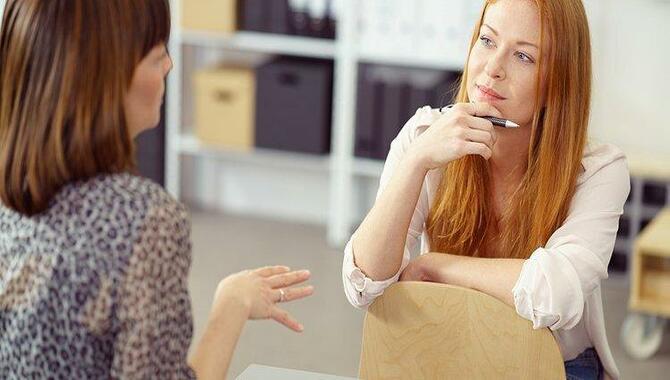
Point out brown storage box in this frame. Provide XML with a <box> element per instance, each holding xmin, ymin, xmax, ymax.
<box><xmin>193</xmin><ymin>66</ymin><xmax>255</xmax><ymax>150</ymax></box>
<box><xmin>182</xmin><ymin>0</ymin><xmax>237</xmax><ymax>33</ymax></box>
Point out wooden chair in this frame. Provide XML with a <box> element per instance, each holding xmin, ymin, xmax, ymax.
<box><xmin>359</xmin><ymin>282</ymin><xmax>565</xmax><ymax>379</ymax></box>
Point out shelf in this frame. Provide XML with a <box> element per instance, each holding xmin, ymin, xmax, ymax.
<box><xmin>632</xmin><ymin>270</ymin><xmax>670</xmax><ymax>317</ymax></box>
<box><xmin>174</xmin><ymin>134</ymin><xmax>331</xmax><ymax>173</ymax></box>
<box><xmin>353</xmin><ymin>158</ymin><xmax>385</xmax><ymax>178</ymax></box>
<box><xmin>358</xmin><ymin>50</ymin><xmax>465</xmax><ymax>71</ymax></box>
<box><xmin>180</xmin><ymin>30</ymin><xmax>337</xmax><ymax>59</ymax></box>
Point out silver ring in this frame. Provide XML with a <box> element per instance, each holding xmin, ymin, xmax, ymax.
<box><xmin>278</xmin><ymin>288</ymin><xmax>286</xmax><ymax>303</ymax></box>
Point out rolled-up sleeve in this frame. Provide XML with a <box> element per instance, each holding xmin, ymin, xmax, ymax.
<box><xmin>512</xmin><ymin>151</ymin><xmax>630</xmax><ymax>331</ymax></box>
<box><xmin>342</xmin><ymin>106</ymin><xmax>438</xmax><ymax>308</ymax></box>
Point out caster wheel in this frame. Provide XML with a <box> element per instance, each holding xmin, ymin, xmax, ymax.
<box><xmin>620</xmin><ymin>313</ymin><xmax>666</xmax><ymax>360</ymax></box>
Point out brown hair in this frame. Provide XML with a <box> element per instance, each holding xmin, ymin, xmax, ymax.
<box><xmin>427</xmin><ymin>0</ymin><xmax>592</xmax><ymax>259</ymax></box>
<box><xmin>0</xmin><ymin>0</ymin><xmax>171</xmax><ymax>215</ymax></box>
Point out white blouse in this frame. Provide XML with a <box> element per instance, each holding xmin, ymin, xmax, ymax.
<box><xmin>342</xmin><ymin>106</ymin><xmax>629</xmax><ymax>379</ymax></box>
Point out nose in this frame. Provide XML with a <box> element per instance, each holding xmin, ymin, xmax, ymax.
<box><xmin>484</xmin><ymin>51</ymin><xmax>506</xmax><ymax>81</ymax></box>
<box><xmin>165</xmin><ymin>55</ymin><xmax>174</xmax><ymax>76</ymax></box>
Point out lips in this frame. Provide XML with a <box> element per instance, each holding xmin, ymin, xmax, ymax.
<box><xmin>476</xmin><ymin>85</ymin><xmax>506</xmax><ymax>100</ymax></box>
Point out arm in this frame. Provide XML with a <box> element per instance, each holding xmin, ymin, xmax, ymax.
<box><xmin>350</xmin><ymin>104</ymin><xmax>500</xmax><ymax>281</ymax></box>
<box><xmin>342</xmin><ymin>109</ymin><xmax>435</xmax><ymax>308</ymax></box>
<box><xmin>402</xmin><ymin>149</ymin><xmax>630</xmax><ymax>330</ymax></box>
<box><xmin>112</xmin><ymin>200</ymin><xmax>313</xmax><ymax>379</ymax></box>
<box><xmin>400</xmin><ymin>252</ymin><xmax>524</xmax><ymax>307</ymax></box>
<box><xmin>188</xmin><ymin>291</ymin><xmax>248</xmax><ymax>380</ymax></box>
<box><xmin>111</xmin><ymin>202</ymin><xmax>196</xmax><ymax>379</ymax></box>
<box><xmin>189</xmin><ymin>267</ymin><xmax>314</xmax><ymax>380</ymax></box>
<box><xmin>352</xmin><ymin>154</ymin><xmax>428</xmax><ymax>281</ymax></box>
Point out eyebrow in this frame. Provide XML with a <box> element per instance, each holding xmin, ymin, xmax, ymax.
<box><xmin>482</xmin><ymin>24</ymin><xmax>539</xmax><ymax>49</ymax></box>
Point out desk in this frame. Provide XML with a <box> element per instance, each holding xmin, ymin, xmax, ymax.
<box><xmin>236</xmin><ymin>364</ymin><xmax>358</xmax><ymax>380</ymax></box>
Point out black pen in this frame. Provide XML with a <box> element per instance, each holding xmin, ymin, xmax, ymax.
<box><xmin>439</xmin><ymin>104</ymin><xmax>520</xmax><ymax>128</ymax></box>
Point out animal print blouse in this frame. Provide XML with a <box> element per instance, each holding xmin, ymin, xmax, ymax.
<box><xmin>0</xmin><ymin>173</ymin><xmax>197</xmax><ymax>379</ymax></box>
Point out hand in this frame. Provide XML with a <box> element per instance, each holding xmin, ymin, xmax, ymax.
<box><xmin>214</xmin><ymin>266</ymin><xmax>314</xmax><ymax>332</ymax></box>
<box><xmin>407</xmin><ymin>102</ymin><xmax>502</xmax><ymax>171</ymax></box>
<box><xmin>399</xmin><ymin>257</ymin><xmax>427</xmax><ymax>282</ymax></box>
<box><xmin>399</xmin><ymin>253</ymin><xmax>450</xmax><ymax>283</ymax></box>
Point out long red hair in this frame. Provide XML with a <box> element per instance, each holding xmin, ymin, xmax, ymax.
<box><xmin>426</xmin><ymin>0</ymin><xmax>592</xmax><ymax>259</ymax></box>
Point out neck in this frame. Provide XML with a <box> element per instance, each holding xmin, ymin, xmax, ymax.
<box><xmin>489</xmin><ymin>125</ymin><xmax>532</xmax><ymax>184</ymax></box>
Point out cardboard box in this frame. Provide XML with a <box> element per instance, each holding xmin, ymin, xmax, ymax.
<box><xmin>193</xmin><ymin>66</ymin><xmax>255</xmax><ymax>150</ymax></box>
<box><xmin>182</xmin><ymin>0</ymin><xmax>237</xmax><ymax>33</ymax></box>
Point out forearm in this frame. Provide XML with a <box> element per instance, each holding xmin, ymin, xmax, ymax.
<box><xmin>189</xmin><ymin>296</ymin><xmax>249</xmax><ymax>380</ymax></box>
<box><xmin>425</xmin><ymin>253</ymin><xmax>524</xmax><ymax>307</ymax></box>
<box><xmin>353</xmin><ymin>153</ymin><xmax>428</xmax><ymax>281</ymax></box>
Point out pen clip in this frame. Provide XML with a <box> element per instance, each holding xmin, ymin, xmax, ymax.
<box><xmin>439</xmin><ymin>103</ymin><xmax>455</xmax><ymax>114</ymax></box>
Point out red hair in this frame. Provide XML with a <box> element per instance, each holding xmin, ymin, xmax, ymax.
<box><xmin>427</xmin><ymin>0</ymin><xmax>592</xmax><ymax>259</ymax></box>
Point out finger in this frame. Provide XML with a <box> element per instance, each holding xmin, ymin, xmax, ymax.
<box><xmin>266</xmin><ymin>269</ymin><xmax>311</xmax><ymax>289</ymax></box>
<box><xmin>464</xmin><ymin>128</ymin><xmax>495</xmax><ymax>150</ymax></box>
<box><xmin>253</xmin><ymin>265</ymin><xmax>290</xmax><ymax>277</ymax></box>
<box><xmin>271</xmin><ymin>306</ymin><xmax>304</xmax><ymax>332</ymax></box>
<box><xmin>452</xmin><ymin>101</ymin><xmax>503</xmax><ymax>118</ymax></box>
<box><xmin>276</xmin><ymin>285</ymin><xmax>314</xmax><ymax>303</ymax></box>
<box><xmin>464</xmin><ymin>117</ymin><xmax>497</xmax><ymax>145</ymax></box>
<box><xmin>464</xmin><ymin>114</ymin><xmax>494</xmax><ymax>132</ymax></box>
<box><xmin>463</xmin><ymin>141</ymin><xmax>493</xmax><ymax>160</ymax></box>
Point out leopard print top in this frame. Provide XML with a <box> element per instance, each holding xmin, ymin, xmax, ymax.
<box><xmin>0</xmin><ymin>173</ymin><xmax>196</xmax><ymax>379</ymax></box>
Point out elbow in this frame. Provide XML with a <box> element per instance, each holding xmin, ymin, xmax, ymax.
<box><xmin>342</xmin><ymin>265</ymin><xmax>374</xmax><ymax>310</ymax></box>
<box><xmin>344</xmin><ymin>286</ymin><xmax>372</xmax><ymax>310</ymax></box>
<box><xmin>514</xmin><ymin>289</ymin><xmax>585</xmax><ymax>331</ymax></box>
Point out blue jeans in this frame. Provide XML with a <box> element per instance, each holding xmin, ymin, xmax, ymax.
<box><xmin>564</xmin><ymin>348</ymin><xmax>603</xmax><ymax>380</ymax></box>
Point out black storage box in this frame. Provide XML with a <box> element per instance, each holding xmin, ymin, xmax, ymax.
<box><xmin>239</xmin><ymin>0</ymin><xmax>267</xmax><ymax>32</ymax></box>
<box><xmin>354</xmin><ymin>69</ymin><xmax>384</xmax><ymax>159</ymax></box>
<box><xmin>239</xmin><ymin>0</ymin><xmax>290</xmax><ymax>34</ymax></box>
<box><xmin>255</xmin><ymin>57</ymin><xmax>333</xmax><ymax>154</ymax></box>
<box><xmin>354</xmin><ymin>65</ymin><xmax>461</xmax><ymax>160</ymax></box>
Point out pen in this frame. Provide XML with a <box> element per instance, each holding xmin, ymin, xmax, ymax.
<box><xmin>439</xmin><ymin>104</ymin><xmax>520</xmax><ymax>128</ymax></box>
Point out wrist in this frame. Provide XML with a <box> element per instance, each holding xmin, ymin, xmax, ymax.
<box><xmin>214</xmin><ymin>281</ymin><xmax>251</xmax><ymax>319</ymax></box>
<box><xmin>402</xmin><ymin>148</ymin><xmax>431</xmax><ymax>174</ymax></box>
<box><xmin>422</xmin><ymin>252</ymin><xmax>452</xmax><ymax>283</ymax></box>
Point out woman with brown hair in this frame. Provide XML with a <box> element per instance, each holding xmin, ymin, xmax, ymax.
<box><xmin>343</xmin><ymin>0</ymin><xmax>628</xmax><ymax>379</ymax></box>
<box><xmin>0</xmin><ymin>1</ymin><xmax>313</xmax><ymax>379</ymax></box>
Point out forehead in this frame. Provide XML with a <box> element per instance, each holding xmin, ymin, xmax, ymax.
<box><xmin>482</xmin><ymin>0</ymin><xmax>542</xmax><ymax>46</ymax></box>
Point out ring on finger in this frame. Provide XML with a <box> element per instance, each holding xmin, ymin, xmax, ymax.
<box><xmin>278</xmin><ymin>288</ymin><xmax>286</xmax><ymax>303</ymax></box>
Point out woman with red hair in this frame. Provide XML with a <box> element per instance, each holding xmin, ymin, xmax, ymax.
<box><xmin>343</xmin><ymin>1</ymin><xmax>627</xmax><ymax>379</ymax></box>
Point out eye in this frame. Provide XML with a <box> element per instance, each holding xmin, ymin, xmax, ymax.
<box><xmin>479</xmin><ymin>35</ymin><xmax>495</xmax><ymax>48</ymax></box>
<box><xmin>515</xmin><ymin>51</ymin><xmax>535</xmax><ymax>64</ymax></box>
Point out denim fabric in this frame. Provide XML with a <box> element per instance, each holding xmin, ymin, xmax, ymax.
<box><xmin>564</xmin><ymin>347</ymin><xmax>603</xmax><ymax>380</ymax></box>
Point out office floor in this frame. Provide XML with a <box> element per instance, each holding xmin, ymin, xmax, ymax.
<box><xmin>187</xmin><ymin>210</ymin><xmax>670</xmax><ymax>379</ymax></box>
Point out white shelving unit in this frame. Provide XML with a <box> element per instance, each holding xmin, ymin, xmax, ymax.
<box><xmin>165</xmin><ymin>0</ymin><xmax>478</xmax><ymax>247</ymax></box>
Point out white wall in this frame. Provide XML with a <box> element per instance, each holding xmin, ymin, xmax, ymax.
<box><xmin>589</xmin><ymin>0</ymin><xmax>670</xmax><ymax>158</ymax></box>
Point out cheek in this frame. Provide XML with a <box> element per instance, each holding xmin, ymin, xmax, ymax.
<box><xmin>509</xmin><ymin>71</ymin><xmax>539</xmax><ymax>123</ymax></box>
<box><xmin>141</xmin><ymin>74</ymin><xmax>163</xmax><ymax>103</ymax></box>
<box><xmin>131</xmin><ymin>69</ymin><xmax>164</xmax><ymax>106</ymax></box>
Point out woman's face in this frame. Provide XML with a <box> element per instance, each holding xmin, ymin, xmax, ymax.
<box><xmin>466</xmin><ymin>0</ymin><xmax>545</xmax><ymax>127</ymax></box>
<box><xmin>125</xmin><ymin>44</ymin><xmax>173</xmax><ymax>138</ymax></box>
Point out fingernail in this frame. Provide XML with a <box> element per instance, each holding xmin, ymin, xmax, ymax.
<box><xmin>301</xmin><ymin>270</ymin><xmax>311</xmax><ymax>275</ymax></box>
<box><xmin>298</xmin><ymin>324</ymin><xmax>304</xmax><ymax>331</ymax></box>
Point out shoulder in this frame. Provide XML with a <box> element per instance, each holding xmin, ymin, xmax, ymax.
<box><xmin>577</xmin><ymin>141</ymin><xmax>629</xmax><ymax>187</ymax></box>
<box><xmin>57</xmin><ymin>173</ymin><xmax>186</xmax><ymax>218</ymax></box>
<box><xmin>572</xmin><ymin>142</ymin><xmax>631</xmax><ymax>211</ymax></box>
<box><xmin>45</xmin><ymin>173</ymin><xmax>189</xmax><ymax>243</ymax></box>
